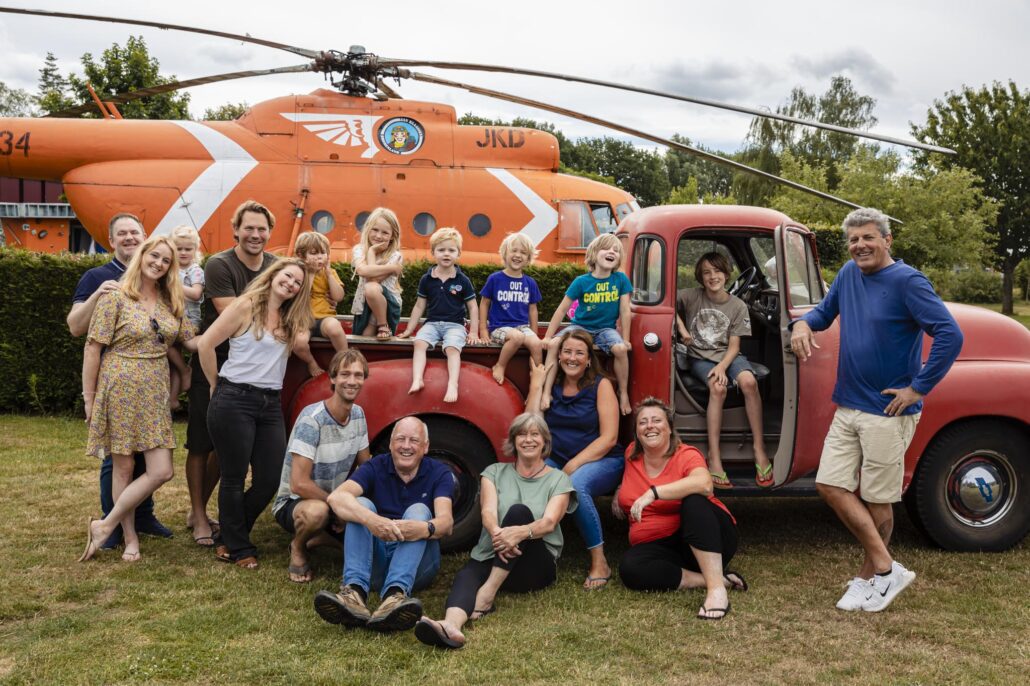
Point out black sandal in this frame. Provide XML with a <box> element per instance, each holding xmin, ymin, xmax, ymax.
<box><xmin>724</xmin><ymin>570</ymin><xmax>748</xmax><ymax>592</ymax></box>
<box><xmin>697</xmin><ymin>601</ymin><xmax>731</xmax><ymax>621</ymax></box>
<box><xmin>414</xmin><ymin>618</ymin><xmax>463</xmax><ymax>649</ymax></box>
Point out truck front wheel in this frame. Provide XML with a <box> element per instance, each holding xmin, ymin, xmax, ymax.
<box><xmin>907</xmin><ymin>420</ymin><xmax>1029</xmax><ymax>552</ymax></box>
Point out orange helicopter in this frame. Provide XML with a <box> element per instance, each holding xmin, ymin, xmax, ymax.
<box><xmin>0</xmin><ymin>7</ymin><xmax>953</xmax><ymax>263</ymax></box>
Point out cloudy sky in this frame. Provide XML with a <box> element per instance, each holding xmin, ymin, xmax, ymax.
<box><xmin>2</xmin><ymin>0</ymin><xmax>1028</xmax><ymax>156</ymax></box>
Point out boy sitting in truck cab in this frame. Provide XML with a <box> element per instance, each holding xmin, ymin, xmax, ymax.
<box><xmin>676</xmin><ymin>252</ymin><xmax>772</xmax><ymax>489</ymax></box>
<box><xmin>479</xmin><ymin>233</ymin><xmax>544</xmax><ymax>384</ymax></box>
<box><xmin>397</xmin><ymin>227</ymin><xmax>481</xmax><ymax>403</ymax></box>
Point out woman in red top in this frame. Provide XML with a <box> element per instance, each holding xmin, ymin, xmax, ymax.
<box><xmin>614</xmin><ymin>397</ymin><xmax>747</xmax><ymax>619</ymax></box>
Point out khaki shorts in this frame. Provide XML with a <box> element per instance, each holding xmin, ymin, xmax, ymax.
<box><xmin>815</xmin><ymin>407</ymin><xmax>920</xmax><ymax>504</ymax></box>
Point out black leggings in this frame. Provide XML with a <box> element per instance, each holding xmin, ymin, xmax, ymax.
<box><xmin>445</xmin><ymin>504</ymin><xmax>557</xmax><ymax>615</ymax></box>
<box><xmin>619</xmin><ymin>494</ymin><xmax>738</xmax><ymax>591</ymax></box>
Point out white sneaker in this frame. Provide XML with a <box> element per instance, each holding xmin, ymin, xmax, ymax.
<box><xmin>836</xmin><ymin>577</ymin><xmax>872</xmax><ymax>611</ymax></box>
<box><xmin>862</xmin><ymin>561</ymin><xmax>916</xmax><ymax>612</ymax></box>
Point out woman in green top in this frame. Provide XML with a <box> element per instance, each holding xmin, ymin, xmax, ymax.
<box><xmin>415</xmin><ymin>412</ymin><xmax>577</xmax><ymax>649</ymax></box>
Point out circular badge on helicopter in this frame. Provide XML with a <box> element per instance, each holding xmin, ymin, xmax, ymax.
<box><xmin>378</xmin><ymin>117</ymin><xmax>425</xmax><ymax>155</ymax></box>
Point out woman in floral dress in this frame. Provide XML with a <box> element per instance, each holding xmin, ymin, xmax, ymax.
<box><xmin>79</xmin><ymin>234</ymin><xmax>193</xmax><ymax>563</ymax></box>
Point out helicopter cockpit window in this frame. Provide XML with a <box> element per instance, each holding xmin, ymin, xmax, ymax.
<box><xmin>355</xmin><ymin>211</ymin><xmax>370</xmax><ymax>232</ymax></box>
<box><xmin>468</xmin><ymin>213</ymin><xmax>492</xmax><ymax>237</ymax></box>
<box><xmin>558</xmin><ymin>201</ymin><xmax>598</xmax><ymax>250</ymax></box>
<box><xmin>413</xmin><ymin>212</ymin><xmax>437</xmax><ymax>236</ymax></box>
<box><xmin>311</xmin><ymin>210</ymin><xmax>335</xmax><ymax>234</ymax></box>
<box><xmin>590</xmin><ymin>203</ymin><xmax>617</xmax><ymax>234</ymax></box>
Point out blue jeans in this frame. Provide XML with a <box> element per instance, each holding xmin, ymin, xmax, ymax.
<box><xmin>546</xmin><ymin>455</ymin><xmax>624</xmax><ymax>549</ymax></box>
<box><xmin>343</xmin><ymin>498</ymin><xmax>441</xmax><ymax>596</ymax></box>
<box><xmin>688</xmin><ymin>354</ymin><xmax>755</xmax><ymax>388</ymax></box>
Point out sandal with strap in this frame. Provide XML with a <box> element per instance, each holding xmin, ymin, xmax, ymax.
<box><xmin>376</xmin><ymin>325</ymin><xmax>393</xmax><ymax>341</ymax></box>
<box><xmin>755</xmin><ymin>462</ymin><xmax>774</xmax><ymax>488</ymax></box>
<box><xmin>710</xmin><ymin>470</ymin><xmax>733</xmax><ymax>490</ymax></box>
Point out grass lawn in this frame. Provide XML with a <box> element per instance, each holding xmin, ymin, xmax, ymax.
<box><xmin>1</xmin><ymin>415</ymin><xmax>1026</xmax><ymax>685</ymax></box>
<box><xmin>972</xmin><ymin>301</ymin><xmax>1030</xmax><ymax>329</ymax></box>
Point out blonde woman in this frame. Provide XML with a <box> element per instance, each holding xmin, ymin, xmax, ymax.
<box><xmin>195</xmin><ymin>258</ymin><xmax>314</xmax><ymax>568</ymax></box>
<box><xmin>79</xmin><ymin>234</ymin><xmax>194</xmax><ymax>563</ymax></box>
<box><xmin>351</xmin><ymin>208</ymin><xmax>403</xmax><ymax>339</ymax></box>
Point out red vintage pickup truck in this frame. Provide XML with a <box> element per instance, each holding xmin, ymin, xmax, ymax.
<box><xmin>283</xmin><ymin>205</ymin><xmax>1030</xmax><ymax>553</ymax></box>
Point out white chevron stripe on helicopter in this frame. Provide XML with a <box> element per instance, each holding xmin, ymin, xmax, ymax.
<box><xmin>153</xmin><ymin>121</ymin><xmax>258</xmax><ymax>237</ymax></box>
<box><xmin>486</xmin><ymin>168</ymin><xmax>559</xmax><ymax>246</ymax></box>
<box><xmin>279</xmin><ymin>113</ymin><xmax>383</xmax><ymax>158</ymax></box>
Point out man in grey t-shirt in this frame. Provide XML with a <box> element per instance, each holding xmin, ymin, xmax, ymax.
<box><xmin>273</xmin><ymin>349</ymin><xmax>371</xmax><ymax>583</ymax></box>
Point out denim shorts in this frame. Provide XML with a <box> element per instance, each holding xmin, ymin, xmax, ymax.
<box><xmin>490</xmin><ymin>325</ymin><xmax>536</xmax><ymax>344</ymax></box>
<box><xmin>415</xmin><ymin>321</ymin><xmax>468</xmax><ymax>350</ymax></box>
<box><xmin>688</xmin><ymin>354</ymin><xmax>755</xmax><ymax>388</ymax></box>
<box><xmin>562</xmin><ymin>325</ymin><xmax>624</xmax><ymax>354</ymax></box>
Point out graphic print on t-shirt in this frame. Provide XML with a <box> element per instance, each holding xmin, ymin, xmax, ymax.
<box><xmin>690</xmin><ymin>307</ymin><xmax>732</xmax><ymax>351</ymax></box>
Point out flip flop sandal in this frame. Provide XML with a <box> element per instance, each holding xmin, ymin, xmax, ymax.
<box><xmin>214</xmin><ymin>545</ymin><xmax>233</xmax><ymax>563</ymax></box>
<box><xmin>235</xmin><ymin>556</ymin><xmax>259</xmax><ymax>570</ymax></box>
<box><xmin>697</xmin><ymin>601</ymin><xmax>731</xmax><ymax>620</ymax></box>
<box><xmin>470</xmin><ymin>605</ymin><xmax>495</xmax><ymax>620</ymax></box>
<box><xmin>583</xmin><ymin>575</ymin><xmax>611</xmax><ymax>590</ymax></box>
<box><xmin>193</xmin><ymin>535</ymin><xmax>216</xmax><ymax>548</ymax></box>
<box><xmin>755</xmin><ymin>462</ymin><xmax>774</xmax><ymax>488</ymax></box>
<box><xmin>288</xmin><ymin>563</ymin><xmax>313</xmax><ymax>583</ymax></box>
<box><xmin>724</xmin><ymin>570</ymin><xmax>748</xmax><ymax>592</ymax></box>
<box><xmin>710</xmin><ymin>471</ymin><xmax>733</xmax><ymax>489</ymax></box>
<box><xmin>414</xmin><ymin>618</ymin><xmax>463</xmax><ymax>649</ymax></box>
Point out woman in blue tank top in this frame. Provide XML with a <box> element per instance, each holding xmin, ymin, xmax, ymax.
<box><xmin>527</xmin><ymin>328</ymin><xmax>623</xmax><ymax>590</ymax></box>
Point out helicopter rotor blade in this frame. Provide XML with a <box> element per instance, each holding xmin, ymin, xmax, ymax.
<box><xmin>377</xmin><ymin>79</ymin><xmax>403</xmax><ymax>100</ymax></box>
<box><xmin>385</xmin><ymin>58</ymin><xmax>953</xmax><ymax>156</ymax></box>
<box><xmin>44</xmin><ymin>64</ymin><xmax>316</xmax><ymax>118</ymax></box>
<box><xmin>407</xmin><ymin>70</ymin><xmax>900</xmax><ymax>222</ymax></box>
<box><xmin>0</xmin><ymin>6</ymin><xmax>319</xmax><ymax>59</ymax></box>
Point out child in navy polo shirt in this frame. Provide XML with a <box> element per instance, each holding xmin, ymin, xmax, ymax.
<box><xmin>397</xmin><ymin>228</ymin><xmax>481</xmax><ymax>402</ymax></box>
<box><xmin>478</xmin><ymin>232</ymin><xmax>543</xmax><ymax>385</ymax></box>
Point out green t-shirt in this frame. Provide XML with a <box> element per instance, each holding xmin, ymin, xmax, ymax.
<box><xmin>470</xmin><ymin>463</ymin><xmax>578</xmax><ymax>563</ymax></box>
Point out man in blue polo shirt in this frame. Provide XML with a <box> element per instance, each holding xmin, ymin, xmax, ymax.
<box><xmin>67</xmin><ymin>213</ymin><xmax>173</xmax><ymax>547</ymax></box>
<box><xmin>315</xmin><ymin>416</ymin><xmax>454</xmax><ymax>632</ymax></box>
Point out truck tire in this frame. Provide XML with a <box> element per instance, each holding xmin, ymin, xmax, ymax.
<box><xmin>372</xmin><ymin>416</ymin><xmax>495</xmax><ymax>553</ymax></box>
<box><xmin>909</xmin><ymin>420</ymin><xmax>1029</xmax><ymax>552</ymax></box>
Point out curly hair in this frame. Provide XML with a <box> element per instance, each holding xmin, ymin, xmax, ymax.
<box><xmin>626</xmin><ymin>397</ymin><xmax>680</xmax><ymax>462</ymax></box>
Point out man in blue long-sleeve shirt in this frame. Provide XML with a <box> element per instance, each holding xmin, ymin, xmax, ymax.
<box><xmin>791</xmin><ymin>208</ymin><xmax>962</xmax><ymax>613</ymax></box>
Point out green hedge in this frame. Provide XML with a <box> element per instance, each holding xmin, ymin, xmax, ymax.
<box><xmin>0</xmin><ymin>249</ymin><xmax>590</xmax><ymax>413</ymax></box>
<box><xmin>812</xmin><ymin>226</ymin><xmax>848</xmax><ymax>271</ymax></box>
<box><xmin>923</xmin><ymin>267</ymin><xmax>1003</xmax><ymax>303</ymax></box>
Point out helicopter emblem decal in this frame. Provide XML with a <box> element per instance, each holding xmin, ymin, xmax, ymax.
<box><xmin>378</xmin><ymin>117</ymin><xmax>424</xmax><ymax>155</ymax></box>
<box><xmin>279</xmin><ymin>113</ymin><xmax>383</xmax><ymax>159</ymax></box>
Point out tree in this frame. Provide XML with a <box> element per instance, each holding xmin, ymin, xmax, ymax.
<box><xmin>37</xmin><ymin>51</ymin><xmax>74</xmax><ymax>114</ymax></box>
<box><xmin>913</xmin><ymin>81</ymin><xmax>1030</xmax><ymax>314</ymax></box>
<box><xmin>0</xmin><ymin>81</ymin><xmax>36</xmax><ymax>117</ymax></box>
<box><xmin>666</xmin><ymin>177</ymin><xmax>700</xmax><ymax>205</ymax></box>
<box><xmin>203</xmin><ymin>102</ymin><xmax>249</xmax><ymax>120</ymax></box>
<box><xmin>665</xmin><ymin>134</ymin><xmax>734</xmax><ymax>199</ymax></box>
<box><xmin>49</xmin><ymin>36</ymin><xmax>191</xmax><ymax>119</ymax></box>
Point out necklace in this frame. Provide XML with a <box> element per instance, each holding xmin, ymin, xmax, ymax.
<box><xmin>517</xmin><ymin>462</ymin><xmax>547</xmax><ymax>479</ymax></box>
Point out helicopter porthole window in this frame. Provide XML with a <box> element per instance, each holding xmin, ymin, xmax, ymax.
<box><xmin>311</xmin><ymin>210</ymin><xmax>335</xmax><ymax>234</ymax></box>
<box><xmin>355</xmin><ymin>211</ymin><xmax>370</xmax><ymax>232</ymax></box>
<box><xmin>468</xmin><ymin>213</ymin><xmax>491</xmax><ymax>237</ymax></box>
<box><xmin>413</xmin><ymin>212</ymin><xmax>437</xmax><ymax>236</ymax></box>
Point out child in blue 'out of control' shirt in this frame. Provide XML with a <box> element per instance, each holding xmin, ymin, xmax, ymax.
<box><xmin>397</xmin><ymin>227</ymin><xmax>481</xmax><ymax>403</ymax></box>
<box><xmin>479</xmin><ymin>232</ymin><xmax>543</xmax><ymax>384</ymax></box>
<box><xmin>542</xmin><ymin>233</ymin><xmax>633</xmax><ymax>415</ymax></box>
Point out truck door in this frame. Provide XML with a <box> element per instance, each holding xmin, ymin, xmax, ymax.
<box><xmin>776</xmin><ymin>225</ymin><xmax>839</xmax><ymax>482</ymax></box>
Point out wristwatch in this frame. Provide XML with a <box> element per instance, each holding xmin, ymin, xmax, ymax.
<box><xmin>426</xmin><ymin>521</ymin><xmax>436</xmax><ymax>539</ymax></box>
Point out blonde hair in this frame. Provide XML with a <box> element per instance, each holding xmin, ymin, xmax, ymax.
<box><xmin>120</xmin><ymin>234</ymin><xmax>185</xmax><ymax>319</ymax></box>
<box><xmin>429</xmin><ymin>227</ymin><xmax>462</xmax><ymax>252</ymax></box>
<box><xmin>584</xmin><ymin>233</ymin><xmax>622</xmax><ymax>271</ymax></box>
<box><xmin>171</xmin><ymin>225</ymin><xmax>203</xmax><ymax>262</ymax></box>
<box><xmin>295</xmin><ymin>231</ymin><xmax>329</xmax><ymax>259</ymax></box>
<box><xmin>238</xmin><ymin>257</ymin><xmax>313</xmax><ymax>349</ymax></box>
<box><xmin>499</xmin><ymin>232</ymin><xmax>537</xmax><ymax>265</ymax></box>
<box><xmin>358</xmin><ymin>207</ymin><xmax>402</xmax><ymax>262</ymax></box>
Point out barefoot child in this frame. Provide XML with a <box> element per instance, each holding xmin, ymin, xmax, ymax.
<box><xmin>168</xmin><ymin>225</ymin><xmax>201</xmax><ymax>410</ymax></box>
<box><xmin>294</xmin><ymin>232</ymin><xmax>346</xmax><ymax>376</ymax></box>
<box><xmin>677</xmin><ymin>251</ymin><xmax>772</xmax><ymax>488</ymax></box>
<box><xmin>479</xmin><ymin>233</ymin><xmax>543</xmax><ymax>384</ymax></box>
<box><xmin>397</xmin><ymin>227</ymin><xmax>481</xmax><ymax>402</ymax></box>
<box><xmin>351</xmin><ymin>207</ymin><xmax>403</xmax><ymax>339</ymax></box>
<box><xmin>541</xmin><ymin>233</ymin><xmax>633</xmax><ymax>414</ymax></box>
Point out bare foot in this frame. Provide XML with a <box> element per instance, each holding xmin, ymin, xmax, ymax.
<box><xmin>288</xmin><ymin>539</ymin><xmax>312</xmax><ymax>583</ymax></box>
<box><xmin>408</xmin><ymin>379</ymin><xmax>424</xmax><ymax>395</ymax></box>
<box><xmin>619</xmin><ymin>394</ymin><xmax>633</xmax><ymax>416</ymax></box>
<box><xmin>583</xmin><ymin>562</ymin><xmax>612</xmax><ymax>590</ymax></box>
<box><xmin>491</xmin><ymin>364</ymin><xmax>505</xmax><ymax>385</ymax></box>
<box><xmin>79</xmin><ymin>517</ymin><xmax>106</xmax><ymax>562</ymax></box>
<box><xmin>423</xmin><ymin>617</ymin><xmax>466</xmax><ymax>647</ymax></box>
<box><xmin>443</xmin><ymin>385</ymin><xmax>459</xmax><ymax>403</ymax></box>
<box><xmin>122</xmin><ymin>549</ymin><xmax>142</xmax><ymax>562</ymax></box>
<box><xmin>698</xmin><ymin>587</ymin><xmax>730</xmax><ymax>619</ymax></box>
<box><xmin>307</xmin><ymin>363</ymin><xmax>324</xmax><ymax>377</ymax></box>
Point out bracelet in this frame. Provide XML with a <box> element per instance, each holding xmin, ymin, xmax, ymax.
<box><xmin>527</xmin><ymin>525</ymin><xmax>534</xmax><ymax>540</ymax></box>
<box><xmin>650</xmin><ymin>485</ymin><xmax>660</xmax><ymax>500</ymax></box>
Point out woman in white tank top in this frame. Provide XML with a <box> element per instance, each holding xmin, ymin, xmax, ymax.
<box><xmin>193</xmin><ymin>258</ymin><xmax>314</xmax><ymax>568</ymax></box>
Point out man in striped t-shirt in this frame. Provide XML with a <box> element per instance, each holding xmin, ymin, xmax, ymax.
<box><xmin>273</xmin><ymin>350</ymin><xmax>371</xmax><ymax>583</ymax></box>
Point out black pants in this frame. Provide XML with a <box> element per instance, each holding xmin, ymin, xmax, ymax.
<box><xmin>445</xmin><ymin>504</ymin><xmax>557</xmax><ymax>615</ymax></box>
<box><xmin>207</xmin><ymin>379</ymin><xmax>286</xmax><ymax>560</ymax></box>
<box><xmin>619</xmin><ymin>494</ymin><xmax>738</xmax><ymax>591</ymax></box>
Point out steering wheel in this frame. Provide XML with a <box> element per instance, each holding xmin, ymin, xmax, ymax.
<box><xmin>728</xmin><ymin>266</ymin><xmax>758</xmax><ymax>299</ymax></box>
